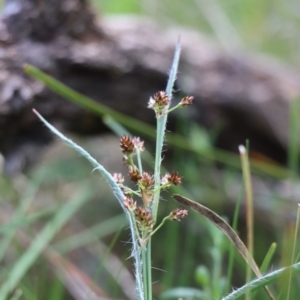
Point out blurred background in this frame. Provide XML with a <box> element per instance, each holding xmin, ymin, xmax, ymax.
<box><xmin>95</xmin><ymin>0</ymin><xmax>300</xmax><ymax>64</ymax></box>
<box><xmin>1</xmin><ymin>0</ymin><xmax>300</xmax><ymax>299</ymax></box>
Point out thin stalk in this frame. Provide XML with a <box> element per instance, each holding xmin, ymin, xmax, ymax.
<box><xmin>151</xmin><ymin>41</ymin><xmax>181</xmax><ymax>223</ymax></box>
<box><xmin>136</xmin><ymin>151</ymin><xmax>143</xmax><ymax>174</ymax></box>
<box><xmin>239</xmin><ymin>145</ymin><xmax>254</xmax><ymax>299</ymax></box>
<box><xmin>142</xmin><ymin>242</ymin><xmax>152</xmax><ymax>300</ymax></box>
<box><xmin>143</xmin><ymin>40</ymin><xmax>181</xmax><ymax>300</ymax></box>
<box><xmin>288</xmin><ymin>96</ymin><xmax>299</xmax><ymax>178</ymax></box>
<box><xmin>287</xmin><ymin>205</ymin><xmax>300</xmax><ymax>300</ymax></box>
<box><xmin>149</xmin><ymin>216</ymin><xmax>170</xmax><ymax>237</ymax></box>
<box><xmin>225</xmin><ymin>188</ymin><xmax>242</xmax><ymax>294</ymax></box>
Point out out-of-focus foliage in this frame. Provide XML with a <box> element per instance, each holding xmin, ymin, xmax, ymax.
<box><xmin>94</xmin><ymin>0</ymin><xmax>300</xmax><ymax>65</ymax></box>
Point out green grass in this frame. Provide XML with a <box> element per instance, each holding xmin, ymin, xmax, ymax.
<box><xmin>21</xmin><ymin>62</ymin><xmax>300</xmax><ymax>299</ymax></box>
<box><xmin>1</xmin><ymin>1</ymin><xmax>300</xmax><ymax>299</ymax></box>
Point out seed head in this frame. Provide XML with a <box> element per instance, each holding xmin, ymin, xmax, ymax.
<box><xmin>148</xmin><ymin>91</ymin><xmax>170</xmax><ymax>114</ymax></box>
<box><xmin>180</xmin><ymin>95</ymin><xmax>194</xmax><ymax>106</ymax></box>
<box><xmin>162</xmin><ymin>172</ymin><xmax>182</xmax><ymax>186</ymax></box>
<box><xmin>135</xmin><ymin>206</ymin><xmax>154</xmax><ymax>230</ymax></box>
<box><xmin>128</xmin><ymin>166</ymin><xmax>142</xmax><ymax>182</ymax></box>
<box><xmin>120</xmin><ymin>135</ymin><xmax>134</xmax><ymax>155</ymax></box>
<box><xmin>170</xmin><ymin>208</ymin><xmax>188</xmax><ymax>221</ymax></box>
<box><xmin>123</xmin><ymin>196</ymin><xmax>136</xmax><ymax>211</ymax></box>
<box><xmin>132</xmin><ymin>137</ymin><xmax>145</xmax><ymax>152</ymax></box>
<box><xmin>112</xmin><ymin>173</ymin><xmax>125</xmax><ymax>184</ymax></box>
<box><xmin>140</xmin><ymin>172</ymin><xmax>154</xmax><ymax>188</ymax></box>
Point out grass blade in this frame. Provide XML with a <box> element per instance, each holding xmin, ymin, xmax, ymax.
<box><xmin>287</xmin><ymin>204</ymin><xmax>300</xmax><ymax>300</ymax></box>
<box><xmin>260</xmin><ymin>243</ymin><xmax>277</xmax><ymax>274</ymax></box>
<box><xmin>221</xmin><ymin>261</ymin><xmax>300</xmax><ymax>300</ymax></box>
<box><xmin>288</xmin><ymin>96</ymin><xmax>300</xmax><ymax>177</ymax></box>
<box><xmin>0</xmin><ymin>185</ymin><xmax>93</xmax><ymax>300</ymax></box>
<box><xmin>238</xmin><ymin>145</ymin><xmax>253</xmax><ymax>299</ymax></box>
<box><xmin>32</xmin><ymin>109</ymin><xmax>144</xmax><ymax>300</ymax></box>
<box><xmin>24</xmin><ymin>64</ymin><xmax>155</xmax><ymax>138</ymax></box>
<box><xmin>172</xmin><ymin>194</ymin><xmax>274</xmax><ymax>300</ymax></box>
<box><xmin>225</xmin><ymin>188</ymin><xmax>242</xmax><ymax>294</ymax></box>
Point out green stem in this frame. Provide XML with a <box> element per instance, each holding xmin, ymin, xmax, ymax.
<box><xmin>142</xmin><ymin>241</ymin><xmax>152</xmax><ymax>300</ymax></box>
<box><xmin>239</xmin><ymin>145</ymin><xmax>253</xmax><ymax>299</ymax></box>
<box><xmin>151</xmin><ymin>41</ymin><xmax>181</xmax><ymax>223</ymax></box>
<box><xmin>287</xmin><ymin>205</ymin><xmax>300</xmax><ymax>300</ymax></box>
<box><xmin>166</xmin><ymin>103</ymin><xmax>182</xmax><ymax>114</ymax></box>
<box><xmin>137</xmin><ymin>150</ymin><xmax>143</xmax><ymax>174</ymax></box>
<box><xmin>120</xmin><ymin>185</ymin><xmax>141</xmax><ymax>197</ymax></box>
<box><xmin>149</xmin><ymin>216</ymin><xmax>170</xmax><ymax>237</ymax></box>
<box><xmin>288</xmin><ymin>96</ymin><xmax>299</xmax><ymax>178</ymax></box>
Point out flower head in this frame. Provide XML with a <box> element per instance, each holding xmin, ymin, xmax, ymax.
<box><xmin>132</xmin><ymin>137</ymin><xmax>145</xmax><ymax>152</ymax></box>
<box><xmin>128</xmin><ymin>166</ymin><xmax>142</xmax><ymax>182</ymax></box>
<box><xmin>123</xmin><ymin>196</ymin><xmax>136</xmax><ymax>211</ymax></box>
<box><xmin>140</xmin><ymin>172</ymin><xmax>154</xmax><ymax>188</ymax></box>
<box><xmin>135</xmin><ymin>206</ymin><xmax>154</xmax><ymax>230</ymax></box>
<box><xmin>112</xmin><ymin>173</ymin><xmax>125</xmax><ymax>184</ymax></box>
<box><xmin>170</xmin><ymin>208</ymin><xmax>188</xmax><ymax>221</ymax></box>
<box><xmin>180</xmin><ymin>95</ymin><xmax>194</xmax><ymax>106</ymax></box>
<box><xmin>120</xmin><ymin>135</ymin><xmax>134</xmax><ymax>155</ymax></box>
<box><xmin>161</xmin><ymin>172</ymin><xmax>182</xmax><ymax>186</ymax></box>
<box><xmin>148</xmin><ymin>91</ymin><xmax>170</xmax><ymax>116</ymax></box>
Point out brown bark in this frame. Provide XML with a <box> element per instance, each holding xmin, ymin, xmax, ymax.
<box><xmin>0</xmin><ymin>0</ymin><xmax>299</xmax><ymax>173</ymax></box>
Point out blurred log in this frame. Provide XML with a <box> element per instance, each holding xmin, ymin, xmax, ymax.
<box><xmin>0</xmin><ymin>0</ymin><xmax>300</xmax><ymax>173</ymax></box>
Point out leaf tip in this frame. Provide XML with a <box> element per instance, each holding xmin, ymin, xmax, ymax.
<box><xmin>32</xmin><ymin>108</ymin><xmax>41</xmax><ymax>118</ymax></box>
<box><xmin>23</xmin><ymin>63</ymin><xmax>30</xmax><ymax>71</ymax></box>
<box><xmin>238</xmin><ymin>145</ymin><xmax>246</xmax><ymax>155</ymax></box>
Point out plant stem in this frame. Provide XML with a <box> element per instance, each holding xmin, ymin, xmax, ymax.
<box><xmin>239</xmin><ymin>145</ymin><xmax>254</xmax><ymax>299</ymax></box>
<box><xmin>142</xmin><ymin>241</ymin><xmax>152</xmax><ymax>300</ymax></box>
<box><xmin>287</xmin><ymin>205</ymin><xmax>300</xmax><ymax>300</ymax></box>
<box><xmin>151</xmin><ymin>41</ymin><xmax>181</xmax><ymax>223</ymax></box>
<box><xmin>141</xmin><ymin>40</ymin><xmax>181</xmax><ymax>300</ymax></box>
<box><xmin>149</xmin><ymin>216</ymin><xmax>170</xmax><ymax>237</ymax></box>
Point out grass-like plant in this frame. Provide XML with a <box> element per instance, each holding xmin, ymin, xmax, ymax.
<box><xmin>19</xmin><ymin>43</ymin><xmax>300</xmax><ymax>300</ymax></box>
<box><xmin>30</xmin><ymin>42</ymin><xmax>192</xmax><ymax>300</ymax></box>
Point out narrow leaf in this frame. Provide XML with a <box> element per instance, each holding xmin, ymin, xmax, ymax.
<box><xmin>24</xmin><ymin>64</ymin><xmax>155</xmax><ymax>138</ymax></box>
<box><xmin>221</xmin><ymin>261</ymin><xmax>300</xmax><ymax>300</ymax></box>
<box><xmin>172</xmin><ymin>194</ymin><xmax>274</xmax><ymax>300</ymax></box>
<box><xmin>32</xmin><ymin>109</ymin><xmax>144</xmax><ymax>300</ymax></box>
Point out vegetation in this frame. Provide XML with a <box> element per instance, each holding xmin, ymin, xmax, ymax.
<box><xmin>1</xmin><ymin>1</ymin><xmax>300</xmax><ymax>300</ymax></box>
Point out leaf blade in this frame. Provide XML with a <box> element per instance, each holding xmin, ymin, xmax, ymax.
<box><xmin>172</xmin><ymin>194</ymin><xmax>274</xmax><ymax>300</ymax></box>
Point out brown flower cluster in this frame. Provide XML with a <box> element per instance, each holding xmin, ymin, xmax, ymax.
<box><xmin>148</xmin><ymin>91</ymin><xmax>170</xmax><ymax>116</ymax></box>
<box><xmin>140</xmin><ymin>172</ymin><xmax>155</xmax><ymax>188</ymax></box>
<box><xmin>180</xmin><ymin>95</ymin><xmax>194</xmax><ymax>106</ymax></box>
<box><xmin>170</xmin><ymin>208</ymin><xmax>188</xmax><ymax>221</ymax></box>
<box><xmin>128</xmin><ymin>166</ymin><xmax>142</xmax><ymax>182</ymax></box>
<box><xmin>161</xmin><ymin>172</ymin><xmax>182</xmax><ymax>186</ymax></box>
<box><xmin>148</xmin><ymin>91</ymin><xmax>169</xmax><ymax>108</ymax></box>
<box><xmin>115</xmin><ymin>131</ymin><xmax>187</xmax><ymax>244</ymax></box>
<box><xmin>120</xmin><ymin>135</ymin><xmax>134</xmax><ymax>155</ymax></box>
<box><xmin>123</xmin><ymin>196</ymin><xmax>137</xmax><ymax>211</ymax></box>
<box><xmin>135</xmin><ymin>206</ymin><xmax>154</xmax><ymax>231</ymax></box>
